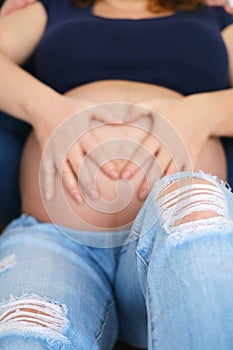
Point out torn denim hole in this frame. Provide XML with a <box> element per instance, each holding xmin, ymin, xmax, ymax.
<box><xmin>0</xmin><ymin>254</ymin><xmax>15</xmax><ymax>274</ymax></box>
<box><xmin>0</xmin><ymin>295</ymin><xmax>70</xmax><ymax>344</ymax></box>
<box><xmin>156</xmin><ymin>181</ymin><xmax>227</xmax><ymax>237</ymax></box>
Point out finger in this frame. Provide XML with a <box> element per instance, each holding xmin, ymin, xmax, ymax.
<box><xmin>206</xmin><ymin>0</ymin><xmax>227</xmax><ymax>5</ymax></box>
<box><xmin>62</xmin><ymin>143</ymin><xmax>89</xmax><ymax>202</ymax></box>
<box><xmin>68</xmin><ymin>142</ymin><xmax>100</xmax><ymax>201</ymax></box>
<box><xmin>207</xmin><ymin>0</ymin><xmax>233</xmax><ymax>10</ymax></box>
<box><xmin>137</xmin><ymin>145</ymin><xmax>171</xmax><ymax>201</ymax></box>
<box><xmin>121</xmin><ymin>133</ymin><xmax>160</xmax><ymax>180</ymax></box>
<box><xmin>66</xmin><ymin>142</ymin><xmax>84</xmax><ymax>176</ymax></box>
<box><xmin>81</xmin><ymin>132</ymin><xmax>120</xmax><ymax>179</ymax></box>
<box><xmin>42</xmin><ymin>157</ymin><xmax>56</xmax><ymax>201</ymax></box>
<box><xmin>224</xmin><ymin>4</ymin><xmax>233</xmax><ymax>13</ymax></box>
<box><xmin>91</xmin><ymin>106</ymin><xmax>124</xmax><ymax>124</ymax></box>
<box><xmin>164</xmin><ymin>138</ymin><xmax>192</xmax><ymax>175</ymax></box>
<box><xmin>138</xmin><ymin>156</ymin><xmax>162</xmax><ymax>201</ymax></box>
<box><xmin>77</xmin><ymin>155</ymin><xmax>100</xmax><ymax>201</ymax></box>
<box><xmin>62</xmin><ymin>160</ymin><xmax>83</xmax><ymax>204</ymax></box>
<box><xmin>125</xmin><ymin>102</ymin><xmax>156</xmax><ymax>124</ymax></box>
<box><xmin>165</xmin><ymin>159</ymin><xmax>181</xmax><ymax>176</ymax></box>
<box><xmin>156</xmin><ymin>144</ymin><xmax>172</xmax><ymax>175</ymax></box>
<box><xmin>94</xmin><ymin>103</ymin><xmax>134</xmax><ymax>123</ymax></box>
<box><xmin>0</xmin><ymin>0</ymin><xmax>34</xmax><ymax>16</ymax></box>
<box><xmin>126</xmin><ymin>108</ymin><xmax>150</xmax><ymax>124</ymax></box>
<box><xmin>164</xmin><ymin>144</ymin><xmax>187</xmax><ymax>175</ymax></box>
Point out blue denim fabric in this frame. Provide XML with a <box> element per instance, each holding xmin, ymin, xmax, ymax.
<box><xmin>0</xmin><ymin>113</ymin><xmax>31</xmax><ymax>226</ymax></box>
<box><xmin>221</xmin><ymin>137</ymin><xmax>233</xmax><ymax>188</ymax></box>
<box><xmin>1</xmin><ymin>171</ymin><xmax>233</xmax><ymax>349</ymax></box>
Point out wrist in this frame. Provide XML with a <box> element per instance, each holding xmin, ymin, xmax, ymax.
<box><xmin>24</xmin><ymin>87</ymin><xmax>62</xmax><ymax>129</ymax></box>
<box><xmin>28</xmin><ymin>93</ymin><xmax>91</xmax><ymax>147</ymax></box>
<box><xmin>185</xmin><ymin>92</ymin><xmax>217</xmax><ymax>136</ymax></box>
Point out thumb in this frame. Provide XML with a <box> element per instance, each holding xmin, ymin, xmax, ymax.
<box><xmin>91</xmin><ymin>106</ymin><xmax>124</xmax><ymax>124</ymax></box>
<box><xmin>125</xmin><ymin>102</ymin><xmax>154</xmax><ymax>123</ymax></box>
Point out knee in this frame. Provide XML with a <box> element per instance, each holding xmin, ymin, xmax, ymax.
<box><xmin>156</xmin><ymin>173</ymin><xmax>229</xmax><ymax>239</ymax></box>
<box><xmin>0</xmin><ymin>295</ymin><xmax>71</xmax><ymax>349</ymax></box>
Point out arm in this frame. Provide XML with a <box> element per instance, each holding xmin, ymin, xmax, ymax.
<box><xmin>0</xmin><ymin>3</ymin><xmax>119</xmax><ymax>202</ymax></box>
<box><xmin>206</xmin><ymin>0</ymin><xmax>233</xmax><ymax>15</ymax></box>
<box><xmin>0</xmin><ymin>3</ymin><xmax>63</xmax><ymax>130</ymax></box>
<box><xmin>2</xmin><ymin>0</ymin><xmax>233</xmax><ymax>16</ymax></box>
<box><xmin>186</xmin><ymin>23</ymin><xmax>233</xmax><ymax>138</ymax></box>
<box><xmin>120</xmin><ymin>24</ymin><xmax>233</xmax><ymax>199</ymax></box>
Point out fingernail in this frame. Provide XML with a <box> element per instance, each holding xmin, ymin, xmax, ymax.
<box><xmin>75</xmin><ymin>193</ymin><xmax>83</xmax><ymax>204</ymax></box>
<box><xmin>139</xmin><ymin>189</ymin><xmax>148</xmax><ymax>201</ymax></box>
<box><xmin>88</xmin><ymin>188</ymin><xmax>99</xmax><ymax>200</ymax></box>
<box><xmin>46</xmin><ymin>190</ymin><xmax>52</xmax><ymax>201</ymax></box>
<box><xmin>109</xmin><ymin>170</ymin><xmax>119</xmax><ymax>179</ymax></box>
<box><xmin>121</xmin><ymin>170</ymin><xmax>132</xmax><ymax>179</ymax></box>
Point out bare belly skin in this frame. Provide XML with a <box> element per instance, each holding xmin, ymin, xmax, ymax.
<box><xmin>20</xmin><ymin>80</ymin><xmax>226</xmax><ymax>231</ymax></box>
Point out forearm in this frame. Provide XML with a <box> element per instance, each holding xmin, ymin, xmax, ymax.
<box><xmin>187</xmin><ymin>87</ymin><xmax>233</xmax><ymax>138</ymax></box>
<box><xmin>0</xmin><ymin>49</ymin><xmax>61</xmax><ymax>128</ymax></box>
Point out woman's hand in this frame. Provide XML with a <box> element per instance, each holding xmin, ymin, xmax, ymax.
<box><xmin>120</xmin><ymin>96</ymin><xmax>213</xmax><ymax>200</ymax></box>
<box><xmin>0</xmin><ymin>0</ymin><xmax>36</xmax><ymax>16</ymax></box>
<box><xmin>206</xmin><ymin>0</ymin><xmax>233</xmax><ymax>14</ymax></box>
<box><xmin>33</xmin><ymin>96</ymin><xmax>125</xmax><ymax>204</ymax></box>
<box><xmin>1</xmin><ymin>0</ymin><xmax>233</xmax><ymax>16</ymax></box>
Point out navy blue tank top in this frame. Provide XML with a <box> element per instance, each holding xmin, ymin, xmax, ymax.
<box><xmin>33</xmin><ymin>1</ymin><xmax>233</xmax><ymax>95</ymax></box>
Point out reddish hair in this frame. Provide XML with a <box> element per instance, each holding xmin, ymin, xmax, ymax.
<box><xmin>71</xmin><ymin>0</ymin><xmax>204</xmax><ymax>12</ymax></box>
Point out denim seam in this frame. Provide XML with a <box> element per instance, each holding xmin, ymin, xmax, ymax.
<box><xmin>95</xmin><ymin>300</ymin><xmax>116</xmax><ymax>342</ymax></box>
<box><xmin>131</xmin><ymin>229</ymin><xmax>141</xmax><ymax>236</ymax></box>
<box><xmin>136</xmin><ymin>249</ymin><xmax>149</xmax><ymax>268</ymax></box>
<box><xmin>146</xmin><ymin>284</ymin><xmax>157</xmax><ymax>350</ymax></box>
<box><xmin>117</xmin><ymin>229</ymin><xmax>139</xmax><ymax>255</ymax></box>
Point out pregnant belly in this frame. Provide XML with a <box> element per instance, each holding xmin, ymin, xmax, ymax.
<box><xmin>20</xmin><ymin>80</ymin><xmax>226</xmax><ymax>231</ymax></box>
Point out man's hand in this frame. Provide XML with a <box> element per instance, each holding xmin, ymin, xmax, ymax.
<box><xmin>0</xmin><ymin>0</ymin><xmax>36</xmax><ymax>16</ymax></box>
<box><xmin>206</xmin><ymin>0</ymin><xmax>233</xmax><ymax>14</ymax></box>
<box><xmin>1</xmin><ymin>0</ymin><xmax>233</xmax><ymax>17</ymax></box>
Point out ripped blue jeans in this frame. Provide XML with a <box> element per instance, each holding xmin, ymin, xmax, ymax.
<box><xmin>1</xmin><ymin>171</ymin><xmax>233</xmax><ymax>350</ymax></box>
